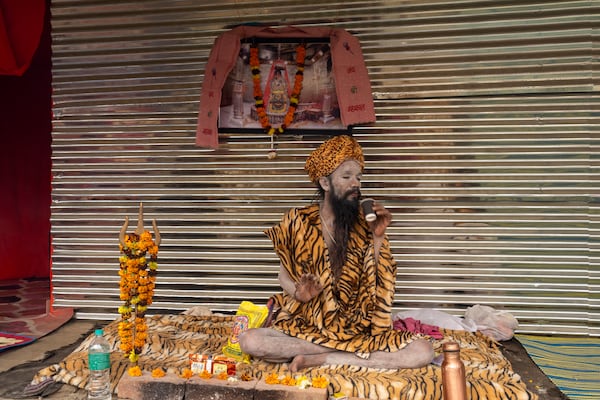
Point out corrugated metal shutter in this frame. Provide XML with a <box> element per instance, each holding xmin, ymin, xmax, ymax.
<box><xmin>50</xmin><ymin>0</ymin><xmax>599</xmax><ymax>336</ymax></box>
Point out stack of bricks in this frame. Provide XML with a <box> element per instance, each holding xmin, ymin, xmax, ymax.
<box><xmin>116</xmin><ymin>371</ymin><xmax>335</xmax><ymax>400</ymax></box>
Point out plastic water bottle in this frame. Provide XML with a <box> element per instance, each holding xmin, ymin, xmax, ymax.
<box><xmin>88</xmin><ymin>329</ymin><xmax>112</xmax><ymax>400</ymax></box>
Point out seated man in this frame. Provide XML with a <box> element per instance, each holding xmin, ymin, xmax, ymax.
<box><xmin>239</xmin><ymin>135</ymin><xmax>433</xmax><ymax>372</ymax></box>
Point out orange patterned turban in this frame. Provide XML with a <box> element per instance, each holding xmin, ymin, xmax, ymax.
<box><xmin>305</xmin><ymin>135</ymin><xmax>365</xmax><ymax>184</ymax></box>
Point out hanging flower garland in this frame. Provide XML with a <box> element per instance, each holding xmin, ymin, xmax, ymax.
<box><xmin>250</xmin><ymin>43</ymin><xmax>305</xmax><ymax>158</ymax></box>
<box><xmin>118</xmin><ymin>229</ymin><xmax>158</xmax><ymax>366</ymax></box>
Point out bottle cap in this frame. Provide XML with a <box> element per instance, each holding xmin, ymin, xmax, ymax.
<box><xmin>443</xmin><ymin>342</ymin><xmax>460</xmax><ymax>352</ymax></box>
<box><xmin>95</xmin><ymin>329</ymin><xmax>104</xmax><ymax>336</ymax></box>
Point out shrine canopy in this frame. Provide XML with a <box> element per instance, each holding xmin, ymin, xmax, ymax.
<box><xmin>0</xmin><ymin>0</ymin><xmax>46</xmax><ymax>76</ymax></box>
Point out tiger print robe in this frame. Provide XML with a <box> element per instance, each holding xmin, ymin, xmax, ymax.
<box><xmin>265</xmin><ymin>204</ymin><xmax>415</xmax><ymax>354</ymax></box>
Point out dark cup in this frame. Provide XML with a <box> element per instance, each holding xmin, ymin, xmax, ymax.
<box><xmin>360</xmin><ymin>198</ymin><xmax>377</xmax><ymax>222</ymax></box>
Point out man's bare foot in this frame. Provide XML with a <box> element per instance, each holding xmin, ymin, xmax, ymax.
<box><xmin>289</xmin><ymin>355</ymin><xmax>305</xmax><ymax>372</ymax></box>
<box><xmin>289</xmin><ymin>353</ymin><xmax>327</xmax><ymax>372</ymax></box>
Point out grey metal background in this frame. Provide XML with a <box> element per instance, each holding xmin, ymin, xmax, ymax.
<box><xmin>50</xmin><ymin>0</ymin><xmax>599</xmax><ymax>336</ymax></box>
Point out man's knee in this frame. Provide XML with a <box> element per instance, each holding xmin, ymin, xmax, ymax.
<box><xmin>238</xmin><ymin>328</ymin><xmax>262</xmax><ymax>356</ymax></box>
<box><xmin>238</xmin><ymin>329</ymin><xmax>253</xmax><ymax>354</ymax></box>
<box><xmin>410</xmin><ymin>338</ymin><xmax>434</xmax><ymax>367</ymax></box>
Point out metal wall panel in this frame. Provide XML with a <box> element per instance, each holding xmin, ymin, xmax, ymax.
<box><xmin>50</xmin><ymin>0</ymin><xmax>599</xmax><ymax>336</ymax></box>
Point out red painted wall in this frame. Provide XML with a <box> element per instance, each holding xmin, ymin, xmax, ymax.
<box><xmin>0</xmin><ymin>1</ymin><xmax>51</xmax><ymax>279</ymax></box>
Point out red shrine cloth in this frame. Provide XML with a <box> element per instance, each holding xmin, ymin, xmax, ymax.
<box><xmin>196</xmin><ymin>25</ymin><xmax>376</xmax><ymax>149</ymax></box>
<box><xmin>0</xmin><ymin>0</ymin><xmax>46</xmax><ymax>76</ymax></box>
<box><xmin>393</xmin><ymin>317</ymin><xmax>444</xmax><ymax>340</ymax></box>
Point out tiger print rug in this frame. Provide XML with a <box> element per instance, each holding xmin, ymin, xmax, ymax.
<box><xmin>31</xmin><ymin>314</ymin><xmax>537</xmax><ymax>399</ymax></box>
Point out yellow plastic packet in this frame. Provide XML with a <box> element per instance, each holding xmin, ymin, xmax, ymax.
<box><xmin>222</xmin><ymin>301</ymin><xmax>268</xmax><ymax>363</ymax></box>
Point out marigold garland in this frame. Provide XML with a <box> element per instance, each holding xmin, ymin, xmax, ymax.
<box><xmin>118</xmin><ymin>230</ymin><xmax>158</xmax><ymax>364</ymax></box>
<box><xmin>250</xmin><ymin>43</ymin><xmax>306</xmax><ymax>136</ymax></box>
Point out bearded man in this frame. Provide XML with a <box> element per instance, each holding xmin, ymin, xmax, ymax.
<box><xmin>239</xmin><ymin>135</ymin><xmax>433</xmax><ymax>372</ymax></box>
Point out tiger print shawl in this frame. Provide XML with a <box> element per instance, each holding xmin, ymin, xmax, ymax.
<box><xmin>265</xmin><ymin>204</ymin><xmax>415</xmax><ymax>354</ymax></box>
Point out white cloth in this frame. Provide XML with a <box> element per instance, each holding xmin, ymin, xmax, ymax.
<box><xmin>393</xmin><ymin>305</ymin><xmax>519</xmax><ymax>341</ymax></box>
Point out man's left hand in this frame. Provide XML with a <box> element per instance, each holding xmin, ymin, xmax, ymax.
<box><xmin>368</xmin><ymin>201</ymin><xmax>392</xmax><ymax>238</ymax></box>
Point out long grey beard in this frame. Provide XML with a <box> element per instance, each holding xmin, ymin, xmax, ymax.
<box><xmin>329</xmin><ymin>193</ymin><xmax>359</xmax><ymax>282</ymax></box>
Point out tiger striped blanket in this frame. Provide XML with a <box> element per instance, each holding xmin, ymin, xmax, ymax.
<box><xmin>32</xmin><ymin>314</ymin><xmax>537</xmax><ymax>399</ymax></box>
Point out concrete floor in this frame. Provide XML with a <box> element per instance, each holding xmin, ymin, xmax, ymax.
<box><xmin>0</xmin><ymin>318</ymin><xmax>97</xmax><ymax>399</ymax></box>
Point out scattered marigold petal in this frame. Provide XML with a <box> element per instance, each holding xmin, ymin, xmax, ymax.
<box><xmin>128</xmin><ymin>366</ymin><xmax>142</xmax><ymax>377</ymax></box>
<box><xmin>199</xmin><ymin>369</ymin><xmax>212</xmax><ymax>379</ymax></box>
<box><xmin>281</xmin><ymin>375</ymin><xmax>296</xmax><ymax>386</ymax></box>
<box><xmin>240</xmin><ymin>373</ymin><xmax>254</xmax><ymax>381</ymax></box>
<box><xmin>151</xmin><ymin>368</ymin><xmax>166</xmax><ymax>378</ymax></box>
<box><xmin>180</xmin><ymin>368</ymin><xmax>194</xmax><ymax>379</ymax></box>
<box><xmin>217</xmin><ymin>371</ymin><xmax>228</xmax><ymax>380</ymax></box>
<box><xmin>265</xmin><ymin>372</ymin><xmax>280</xmax><ymax>385</ymax></box>
<box><xmin>312</xmin><ymin>376</ymin><xmax>329</xmax><ymax>389</ymax></box>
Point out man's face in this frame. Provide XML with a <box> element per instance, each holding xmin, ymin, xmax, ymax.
<box><xmin>327</xmin><ymin>159</ymin><xmax>362</xmax><ymax>208</ymax></box>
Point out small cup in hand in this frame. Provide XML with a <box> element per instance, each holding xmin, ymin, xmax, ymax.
<box><xmin>360</xmin><ymin>198</ymin><xmax>377</xmax><ymax>222</ymax></box>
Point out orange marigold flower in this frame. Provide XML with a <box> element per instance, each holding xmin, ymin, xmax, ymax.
<box><xmin>281</xmin><ymin>375</ymin><xmax>296</xmax><ymax>386</ymax></box>
<box><xmin>151</xmin><ymin>368</ymin><xmax>166</xmax><ymax>378</ymax></box>
<box><xmin>312</xmin><ymin>376</ymin><xmax>329</xmax><ymax>389</ymax></box>
<box><xmin>128</xmin><ymin>366</ymin><xmax>143</xmax><ymax>377</ymax></box>
<box><xmin>240</xmin><ymin>373</ymin><xmax>254</xmax><ymax>381</ymax></box>
<box><xmin>217</xmin><ymin>371</ymin><xmax>228</xmax><ymax>380</ymax></box>
<box><xmin>199</xmin><ymin>369</ymin><xmax>212</xmax><ymax>379</ymax></box>
<box><xmin>265</xmin><ymin>372</ymin><xmax>280</xmax><ymax>385</ymax></box>
<box><xmin>180</xmin><ymin>368</ymin><xmax>194</xmax><ymax>379</ymax></box>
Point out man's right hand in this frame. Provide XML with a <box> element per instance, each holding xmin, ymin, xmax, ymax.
<box><xmin>294</xmin><ymin>273</ymin><xmax>323</xmax><ymax>303</ymax></box>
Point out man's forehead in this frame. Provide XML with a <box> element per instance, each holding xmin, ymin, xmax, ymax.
<box><xmin>331</xmin><ymin>159</ymin><xmax>363</xmax><ymax>175</ymax></box>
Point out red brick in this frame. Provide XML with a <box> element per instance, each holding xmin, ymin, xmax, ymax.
<box><xmin>185</xmin><ymin>376</ymin><xmax>255</xmax><ymax>400</ymax></box>
<box><xmin>116</xmin><ymin>371</ymin><xmax>185</xmax><ymax>400</ymax></box>
<box><xmin>116</xmin><ymin>369</ymin><xmax>331</xmax><ymax>400</ymax></box>
<box><xmin>254</xmin><ymin>379</ymin><xmax>328</xmax><ymax>400</ymax></box>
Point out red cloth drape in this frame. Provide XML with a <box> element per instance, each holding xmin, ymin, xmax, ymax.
<box><xmin>0</xmin><ymin>0</ymin><xmax>51</xmax><ymax>280</ymax></box>
<box><xmin>0</xmin><ymin>0</ymin><xmax>45</xmax><ymax>76</ymax></box>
